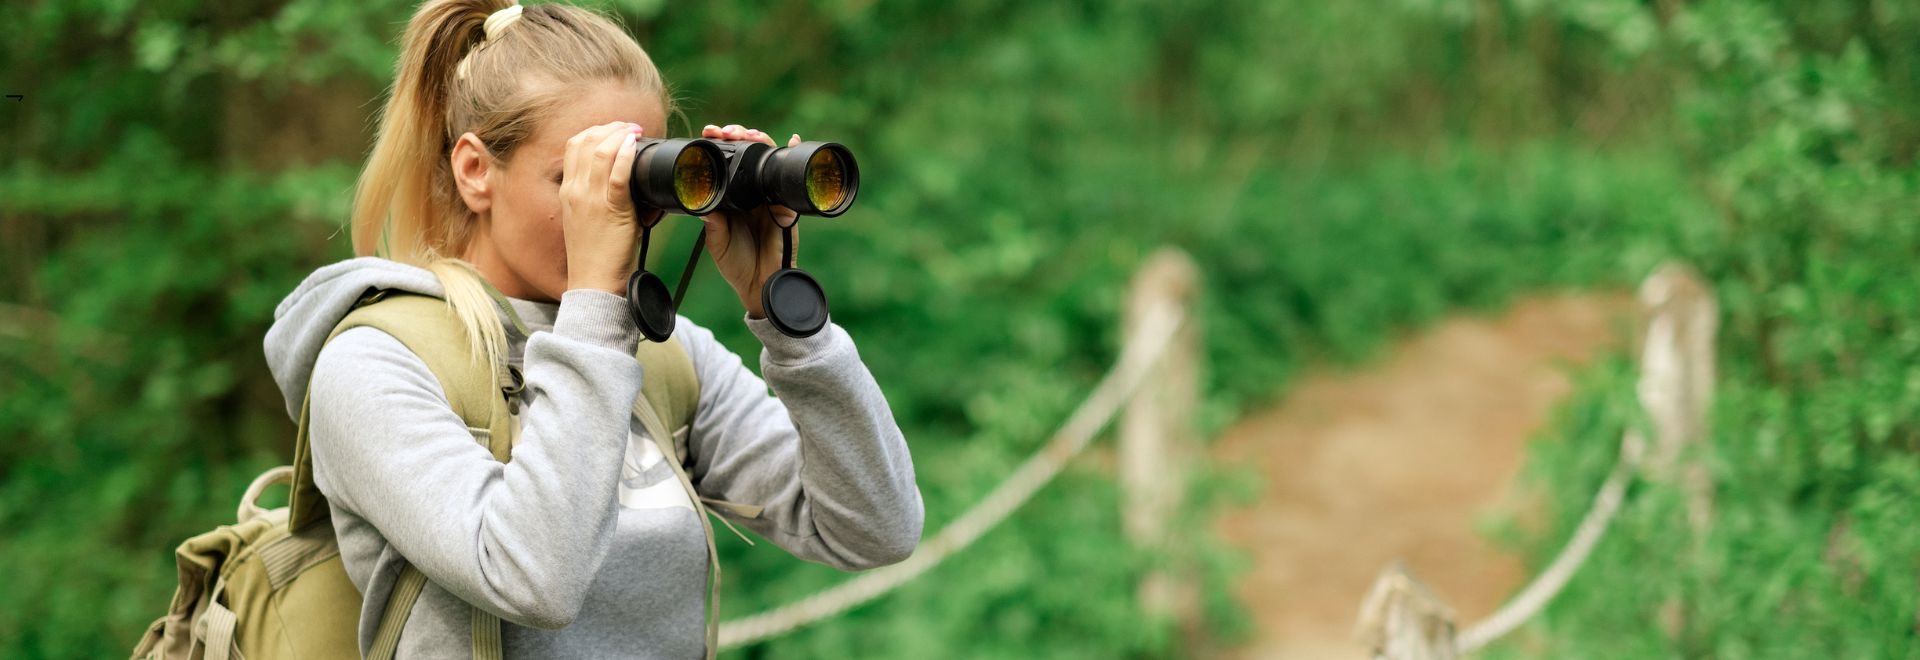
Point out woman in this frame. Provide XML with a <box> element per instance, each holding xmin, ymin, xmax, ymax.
<box><xmin>260</xmin><ymin>1</ymin><xmax>923</xmax><ymax>657</ymax></box>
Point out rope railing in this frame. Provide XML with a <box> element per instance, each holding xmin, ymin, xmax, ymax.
<box><xmin>718</xmin><ymin>300</ymin><xmax>1190</xmax><ymax>649</ymax></box>
<box><xmin>719</xmin><ymin>256</ymin><xmax>1707</xmax><ymax>656</ymax></box>
<box><xmin>1357</xmin><ymin>263</ymin><xmax>1718</xmax><ymax>658</ymax></box>
<box><xmin>1452</xmin><ymin>428</ymin><xmax>1641</xmax><ymax>653</ymax></box>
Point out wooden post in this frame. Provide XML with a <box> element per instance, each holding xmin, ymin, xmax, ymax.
<box><xmin>1637</xmin><ymin>263</ymin><xmax>1718</xmax><ymax>643</ymax></box>
<box><xmin>1635</xmin><ymin>263</ymin><xmax>1717</xmax><ymax>535</ymax></box>
<box><xmin>1120</xmin><ymin>248</ymin><xmax>1200</xmax><ymax>625</ymax></box>
<box><xmin>1357</xmin><ymin>563</ymin><xmax>1459</xmax><ymax>660</ymax></box>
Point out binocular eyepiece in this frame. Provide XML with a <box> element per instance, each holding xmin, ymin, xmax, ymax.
<box><xmin>628</xmin><ymin>138</ymin><xmax>859</xmax><ymax>218</ymax></box>
<box><xmin>622</xmin><ymin>137</ymin><xmax>858</xmax><ymax>342</ymax></box>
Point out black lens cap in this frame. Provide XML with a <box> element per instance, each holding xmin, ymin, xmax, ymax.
<box><xmin>761</xmin><ymin>268</ymin><xmax>828</xmax><ymax>338</ymax></box>
<box><xmin>626</xmin><ymin>269</ymin><xmax>677</xmax><ymax>342</ymax></box>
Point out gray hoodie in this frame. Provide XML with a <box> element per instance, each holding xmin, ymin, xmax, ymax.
<box><xmin>262</xmin><ymin>257</ymin><xmax>923</xmax><ymax>658</ymax></box>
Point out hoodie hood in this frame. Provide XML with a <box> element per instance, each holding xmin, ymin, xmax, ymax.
<box><xmin>263</xmin><ymin>257</ymin><xmax>447</xmax><ymax>422</ymax></box>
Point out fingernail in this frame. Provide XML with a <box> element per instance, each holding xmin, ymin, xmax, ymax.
<box><xmin>790</xmin><ymin>134</ymin><xmax>801</xmax><ymax>144</ymax></box>
<box><xmin>704</xmin><ymin>124</ymin><xmax>718</xmax><ymax>131</ymax></box>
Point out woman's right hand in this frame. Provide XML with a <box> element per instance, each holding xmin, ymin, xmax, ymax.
<box><xmin>560</xmin><ymin>121</ymin><xmax>653</xmax><ymax>295</ymax></box>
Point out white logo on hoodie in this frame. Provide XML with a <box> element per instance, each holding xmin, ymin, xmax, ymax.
<box><xmin>619</xmin><ymin>425</ymin><xmax>695</xmax><ymax>512</ymax></box>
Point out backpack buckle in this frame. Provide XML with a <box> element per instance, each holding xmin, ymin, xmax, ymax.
<box><xmin>354</xmin><ymin>287</ymin><xmax>391</xmax><ymax>308</ymax></box>
<box><xmin>501</xmin><ymin>366</ymin><xmax>525</xmax><ymax>415</ymax></box>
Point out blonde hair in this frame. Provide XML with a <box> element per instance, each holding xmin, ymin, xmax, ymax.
<box><xmin>352</xmin><ymin>0</ymin><xmax>672</xmax><ymax>367</ymax></box>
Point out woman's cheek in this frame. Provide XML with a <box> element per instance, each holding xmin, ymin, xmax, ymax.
<box><xmin>548</xmin><ymin>214</ymin><xmax>567</xmax><ymax>255</ymax></box>
<box><xmin>543</xmin><ymin>212</ymin><xmax>566</xmax><ymax>268</ymax></box>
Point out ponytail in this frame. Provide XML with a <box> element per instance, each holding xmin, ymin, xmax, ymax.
<box><xmin>354</xmin><ymin>0</ymin><xmax>506</xmax><ymax>260</ymax></box>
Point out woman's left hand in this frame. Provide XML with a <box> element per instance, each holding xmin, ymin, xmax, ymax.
<box><xmin>700</xmin><ymin>123</ymin><xmax>801</xmax><ymax>320</ymax></box>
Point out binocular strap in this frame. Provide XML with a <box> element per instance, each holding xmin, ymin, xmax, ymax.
<box><xmin>627</xmin><ymin>225</ymin><xmax>709</xmax><ymax>342</ymax></box>
<box><xmin>629</xmin><ymin>218</ymin><xmax>825</xmax><ymax>340</ymax></box>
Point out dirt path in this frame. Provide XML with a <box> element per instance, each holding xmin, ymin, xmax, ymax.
<box><xmin>1210</xmin><ymin>293</ymin><xmax>1633</xmax><ymax>659</ymax></box>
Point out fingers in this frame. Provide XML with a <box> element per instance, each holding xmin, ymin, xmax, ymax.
<box><xmin>564</xmin><ymin>121</ymin><xmax>624</xmax><ymax>197</ymax></box>
<box><xmin>563</xmin><ymin>128</ymin><xmax>591</xmax><ymax>198</ymax></box>
<box><xmin>702</xmin><ymin>123</ymin><xmax>779</xmax><ymax>146</ymax></box>
<box><xmin>607</xmin><ymin>125</ymin><xmax>643</xmax><ymax>206</ymax></box>
<box><xmin>585</xmin><ymin>128</ymin><xmax>630</xmax><ymax>214</ymax></box>
<box><xmin>771</xmin><ymin>204</ymin><xmax>799</xmax><ymax>228</ymax></box>
<box><xmin>638</xmin><ymin>208</ymin><xmax>665</xmax><ymax>229</ymax></box>
<box><xmin>699</xmin><ymin>209</ymin><xmax>730</xmax><ymax>257</ymax></box>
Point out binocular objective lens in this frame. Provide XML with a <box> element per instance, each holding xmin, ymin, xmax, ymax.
<box><xmin>805</xmin><ymin>148</ymin><xmax>849</xmax><ymax>212</ymax></box>
<box><xmin>675</xmin><ymin>147</ymin><xmax>719</xmax><ymax>211</ymax></box>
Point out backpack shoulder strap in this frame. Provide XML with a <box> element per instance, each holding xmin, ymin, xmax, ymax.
<box><xmin>634</xmin><ymin>334</ymin><xmax>699</xmax><ymax>431</ymax></box>
<box><xmin>636</xmin><ymin>330</ymin><xmax>763</xmax><ymax>521</ymax></box>
<box><xmin>289</xmin><ymin>289</ymin><xmax>514</xmax><ymax>531</ymax></box>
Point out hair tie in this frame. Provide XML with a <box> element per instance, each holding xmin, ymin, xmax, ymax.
<box><xmin>458</xmin><ymin>3</ymin><xmax>523</xmax><ymax>80</ymax></box>
<box><xmin>483</xmin><ymin>3</ymin><xmax>524</xmax><ymax>40</ymax></box>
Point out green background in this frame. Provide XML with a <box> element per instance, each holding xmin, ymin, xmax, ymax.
<box><xmin>1</xmin><ymin>0</ymin><xmax>1916</xmax><ymax>657</ymax></box>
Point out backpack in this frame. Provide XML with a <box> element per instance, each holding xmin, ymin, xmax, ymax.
<box><xmin>130</xmin><ymin>287</ymin><xmax>744</xmax><ymax>660</ymax></box>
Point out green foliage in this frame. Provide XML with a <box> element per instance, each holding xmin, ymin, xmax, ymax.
<box><xmin>1485</xmin><ymin>0</ymin><xmax>1920</xmax><ymax>657</ymax></box>
<box><xmin>2</xmin><ymin>0</ymin><xmax>1915</xmax><ymax>657</ymax></box>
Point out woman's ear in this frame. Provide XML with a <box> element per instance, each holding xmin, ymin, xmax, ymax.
<box><xmin>451</xmin><ymin>132</ymin><xmax>494</xmax><ymax>215</ymax></box>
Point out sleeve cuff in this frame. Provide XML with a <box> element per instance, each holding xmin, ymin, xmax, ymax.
<box><xmin>745</xmin><ymin>313</ymin><xmax>842</xmax><ymax>366</ymax></box>
<box><xmin>553</xmin><ymin>289</ymin><xmax>640</xmax><ymax>353</ymax></box>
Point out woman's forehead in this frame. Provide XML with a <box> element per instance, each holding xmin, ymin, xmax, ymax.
<box><xmin>528</xmin><ymin>83</ymin><xmax>668</xmax><ymax>151</ymax></box>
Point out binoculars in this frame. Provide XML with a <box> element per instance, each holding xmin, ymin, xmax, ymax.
<box><xmin>623</xmin><ymin>137</ymin><xmax>860</xmax><ymax>342</ymax></box>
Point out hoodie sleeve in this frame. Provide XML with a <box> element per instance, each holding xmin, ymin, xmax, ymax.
<box><xmin>306</xmin><ymin>289</ymin><xmax>641</xmax><ymax>629</ymax></box>
<box><xmin>677</xmin><ymin>317</ymin><xmax>924</xmax><ymax>571</ymax></box>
